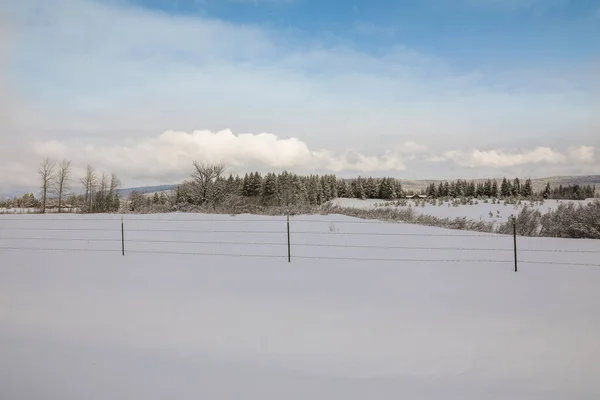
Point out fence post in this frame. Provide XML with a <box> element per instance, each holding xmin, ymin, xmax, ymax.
<box><xmin>513</xmin><ymin>217</ymin><xmax>517</xmax><ymax>272</ymax></box>
<box><xmin>121</xmin><ymin>216</ymin><xmax>125</xmax><ymax>256</ymax></box>
<box><xmin>287</xmin><ymin>215</ymin><xmax>291</xmax><ymax>263</ymax></box>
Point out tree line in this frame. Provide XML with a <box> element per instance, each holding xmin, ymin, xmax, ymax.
<box><xmin>121</xmin><ymin>163</ymin><xmax>597</xmax><ymax>213</ymax></box>
<box><xmin>1</xmin><ymin>161</ymin><xmax>596</xmax><ymax>213</ymax></box>
<box><xmin>0</xmin><ymin>158</ymin><xmax>121</xmax><ymax>213</ymax></box>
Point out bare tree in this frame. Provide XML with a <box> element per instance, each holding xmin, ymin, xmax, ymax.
<box><xmin>38</xmin><ymin>158</ymin><xmax>56</xmax><ymax>213</ymax></box>
<box><xmin>54</xmin><ymin>159</ymin><xmax>72</xmax><ymax>213</ymax></box>
<box><xmin>96</xmin><ymin>173</ymin><xmax>109</xmax><ymax>212</ymax></box>
<box><xmin>108</xmin><ymin>173</ymin><xmax>121</xmax><ymax>212</ymax></box>
<box><xmin>80</xmin><ymin>165</ymin><xmax>97</xmax><ymax>213</ymax></box>
<box><xmin>188</xmin><ymin>162</ymin><xmax>226</xmax><ymax>205</ymax></box>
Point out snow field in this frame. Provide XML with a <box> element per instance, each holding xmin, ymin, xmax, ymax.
<box><xmin>1</xmin><ymin>213</ymin><xmax>599</xmax><ymax>399</ymax></box>
<box><xmin>332</xmin><ymin>197</ymin><xmax>596</xmax><ymax>225</ymax></box>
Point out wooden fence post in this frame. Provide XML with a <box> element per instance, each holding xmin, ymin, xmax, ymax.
<box><xmin>121</xmin><ymin>216</ymin><xmax>125</xmax><ymax>256</ymax></box>
<box><xmin>513</xmin><ymin>217</ymin><xmax>517</xmax><ymax>272</ymax></box>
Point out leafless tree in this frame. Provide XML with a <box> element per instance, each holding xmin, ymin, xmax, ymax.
<box><xmin>38</xmin><ymin>158</ymin><xmax>56</xmax><ymax>214</ymax></box>
<box><xmin>188</xmin><ymin>162</ymin><xmax>226</xmax><ymax>205</ymax></box>
<box><xmin>54</xmin><ymin>159</ymin><xmax>72</xmax><ymax>212</ymax></box>
<box><xmin>107</xmin><ymin>173</ymin><xmax>121</xmax><ymax>212</ymax></box>
<box><xmin>80</xmin><ymin>165</ymin><xmax>98</xmax><ymax>213</ymax></box>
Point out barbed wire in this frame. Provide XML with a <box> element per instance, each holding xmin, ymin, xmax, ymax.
<box><xmin>0</xmin><ymin>237</ymin><xmax>120</xmax><ymax>242</ymax></box>
<box><xmin>2</xmin><ymin>246</ymin><xmax>598</xmax><ymax>266</ymax></box>
<box><xmin>520</xmin><ymin>261</ymin><xmax>600</xmax><ymax>267</ymax></box>
<box><xmin>0</xmin><ymin>246</ymin><xmax>119</xmax><ymax>253</ymax></box>
<box><xmin>0</xmin><ymin>227</ymin><xmax>118</xmax><ymax>232</ymax></box>
<box><xmin>0</xmin><ymin>237</ymin><xmax>597</xmax><ymax>254</ymax></box>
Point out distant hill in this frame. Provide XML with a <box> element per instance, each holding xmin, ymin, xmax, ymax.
<box><xmin>399</xmin><ymin>175</ymin><xmax>600</xmax><ymax>194</ymax></box>
<box><xmin>116</xmin><ymin>184</ymin><xmax>177</xmax><ymax>197</ymax></box>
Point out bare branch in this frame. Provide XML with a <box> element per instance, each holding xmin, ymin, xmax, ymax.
<box><xmin>37</xmin><ymin>158</ymin><xmax>56</xmax><ymax>213</ymax></box>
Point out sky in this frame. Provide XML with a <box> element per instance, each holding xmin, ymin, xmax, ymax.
<box><xmin>0</xmin><ymin>0</ymin><xmax>599</xmax><ymax>192</ymax></box>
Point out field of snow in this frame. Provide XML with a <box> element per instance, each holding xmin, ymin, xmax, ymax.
<box><xmin>1</xmin><ymin>213</ymin><xmax>600</xmax><ymax>399</ymax></box>
<box><xmin>332</xmin><ymin>197</ymin><xmax>596</xmax><ymax>224</ymax></box>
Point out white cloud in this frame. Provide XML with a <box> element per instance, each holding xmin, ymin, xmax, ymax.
<box><xmin>436</xmin><ymin>147</ymin><xmax>570</xmax><ymax>167</ymax></box>
<box><xmin>568</xmin><ymin>146</ymin><xmax>595</xmax><ymax>163</ymax></box>
<box><xmin>29</xmin><ymin>129</ymin><xmax>415</xmax><ymax>183</ymax></box>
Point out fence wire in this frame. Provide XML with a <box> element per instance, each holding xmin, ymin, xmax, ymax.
<box><xmin>1</xmin><ymin>215</ymin><xmax>599</xmax><ymax>267</ymax></box>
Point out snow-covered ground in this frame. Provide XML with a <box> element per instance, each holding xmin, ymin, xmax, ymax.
<box><xmin>332</xmin><ymin>197</ymin><xmax>596</xmax><ymax>224</ymax></box>
<box><xmin>1</xmin><ymin>213</ymin><xmax>599</xmax><ymax>399</ymax></box>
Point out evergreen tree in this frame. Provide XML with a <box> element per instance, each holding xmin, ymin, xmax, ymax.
<box><xmin>476</xmin><ymin>183</ymin><xmax>484</xmax><ymax>197</ymax></box>
<box><xmin>522</xmin><ymin>179</ymin><xmax>533</xmax><ymax>198</ymax></box>
<box><xmin>394</xmin><ymin>180</ymin><xmax>403</xmax><ymax>198</ymax></box>
<box><xmin>337</xmin><ymin>179</ymin><xmax>349</xmax><ymax>198</ymax></box>
<box><xmin>307</xmin><ymin>176</ymin><xmax>320</xmax><ymax>204</ymax></box>
<box><xmin>250</xmin><ymin>172</ymin><xmax>263</xmax><ymax>197</ymax></box>
<box><xmin>542</xmin><ymin>182</ymin><xmax>551</xmax><ymax>198</ymax></box>
<box><xmin>500</xmin><ymin>178</ymin><xmax>511</xmax><ymax>197</ymax></box>
<box><xmin>425</xmin><ymin>182</ymin><xmax>437</xmax><ymax>198</ymax></box>
<box><xmin>512</xmin><ymin>178</ymin><xmax>521</xmax><ymax>197</ymax></box>
<box><xmin>293</xmin><ymin>175</ymin><xmax>309</xmax><ymax>204</ymax></box>
<box><xmin>484</xmin><ymin>179</ymin><xmax>493</xmax><ymax>197</ymax></box>
<box><xmin>364</xmin><ymin>177</ymin><xmax>378</xmax><ymax>199</ymax></box>
<box><xmin>352</xmin><ymin>177</ymin><xmax>366</xmax><ymax>200</ymax></box>
<box><xmin>321</xmin><ymin>176</ymin><xmax>332</xmax><ymax>202</ymax></box>
<box><xmin>466</xmin><ymin>181</ymin><xmax>476</xmax><ymax>197</ymax></box>
<box><xmin>491</xmin><ymin>180</ymin><xmax>499</xmax><ymax>197</ymax></box>
<box><xmin>438</xmin><ymin>182</ymin><xmax>445</xmax><ymax>197</ymax></box>
<box><xmin>242</xmin><ymin>173</ymin><xmax>251</xmax><ymax>196</ymax></box>
<box><xmin>262</xmin><ymin>173</ymin><xmax>278</xmax><ymax>205</ymax></box>
<box><xmin>234</xmin><ymin>176</ymin><xmax>243</xmax><ymax>195</ymax></box>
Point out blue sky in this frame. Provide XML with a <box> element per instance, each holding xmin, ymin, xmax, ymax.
<box><xmin>1</xmin><ymin>0</ymin><xmax>599</xmax><ymax>190</ymax></box>
<box><xmin>126</xmin><ymin>0</ymin><xmax>599</xmax><ymax>65</ymax></box>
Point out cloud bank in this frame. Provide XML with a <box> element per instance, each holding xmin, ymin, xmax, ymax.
<box><xmin>432</xmin><ymin>146</ymin><xmax>595</xmax><ymax>168</ymax></box>
<box><xmin>30</xmin><ymin>130</ymin><xmax>427</xmax><ymax>183</ymax></box>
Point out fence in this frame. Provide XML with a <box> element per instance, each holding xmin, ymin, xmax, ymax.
<box><xmin>1</xmin><ymin>215</ymin><xmax>599</xmax><ymax>271</ymax></box>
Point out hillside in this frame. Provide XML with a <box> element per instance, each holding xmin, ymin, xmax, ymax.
<box><xmin>399</xmin><ymin>175</ymin><xmax>600</xmax><ymax>194</ymax></box>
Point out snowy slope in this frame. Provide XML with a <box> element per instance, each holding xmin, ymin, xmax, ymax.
<box><xmin>1</xmin><ymin>213</ymin><xmax>599</xmax><ymax>399</ymax></box>
<box><xmin>332</xmin><ymin>197</ymin><xmax>596</xmax><ymax>224</ymax></box>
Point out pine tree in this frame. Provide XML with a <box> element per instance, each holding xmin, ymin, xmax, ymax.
<box><xmin>394</xmin><ymin>179</ymin><xmax>403</xmax><ymax>199</ymax></box>
<box><xmin>443</xmin><ymin>182</ymin><xmax>450</xmax><ymax>197</ymax></box>
<box><xmin>242</xmin><ymin>173</ymin><xmax>251</xmax><ymax>196</ymax></box>
<box><xmin>262</xmin><ymin>173</ymin><xmax>278</xmax><ymax>205</ymax></box>
<box><xmin>380</xmin><ymin>178</ymin><xmax>397</xmax><ymax>199</ymax></box>
<box><xmin>484</xmin><ymin>179</ymin><xmax>492</xmax><ymax>197</ymax></box>
<box><xmin>500</xmin><ymin>178</ymin><xmax>511</xmax><ymax>197</ymax></box>
<box><xmin>321</xmin><ymin>176</ymin><xmax>332</xmax><ymax>202</ymax></box>
<box><xmin>364</xmin><ymin>177</ymin><xmax>378</xmax><ymax>199</ymax></box>
<box><xmin>425</xmin><ymin>182</ymin><xmax>437</xmax><ymax>198</ymax></box>
<box><xmin>438</xmin><ymin>182</ymin><xmax>445</xmax><ymax>197</ymax></box>
<box><xmin>251</xmin><ymin>172</ymin><xmax>263</xmax><ymax>197</ymax></box>
<box><xmin>512</xmin><ymin>178</ymin><xmax>521</xmax><ymax>197</ymax></box>
<box><xmin>352</xmin><ymin>177</ymin><xmax>366</xmax><ymax>200</ymax></box>
<box><xmin>522</xmin><ymin>179</ymin><xmax>533</xmax><ymax>198</ymax></box>
<box><xmin>337</xmin><ymin>179</ymin><xmax>348</xmax><ymax>198</ymax></box>
<box><xmin>542</xmin><ymin>182</ymin><xmax>551</xmax><ymax>198</ymax></box>
<box><xmin>491</xmin><ymin>180</ymin><xmax>499</xmax><ymax>198</ymax></box>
